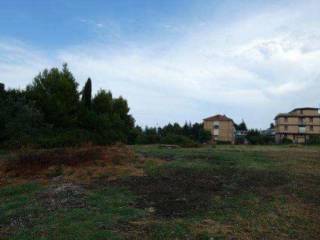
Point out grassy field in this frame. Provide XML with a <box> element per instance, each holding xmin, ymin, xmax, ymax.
<box><xmin>1</xmin><ymin>145</ymin><xmax>320</xmax><ymax>239</ymax></box>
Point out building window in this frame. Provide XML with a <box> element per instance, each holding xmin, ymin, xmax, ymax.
<box><xmin>299</xmin><ymin>126</ymin><xmax>306</xmax><ymax>133</ymax></box>
<box><xmin>213</xmin><ymin>121</ymin><xmax>219</xmax><ymax>127</ymax></box>
<box><xmin>299</xmin><ymin>117</ymin><xmax>304</xmax><ymax>124</ymax></box>
<box><xmin>300</xmin><ymin>109</ymin><xmax>303</xmax><ymax>114</ymax></box>
<box><xmin>284</xmin><ymin>117</ymin><xmax>288</xmax><ymax>123</ymax></box>
<box><xmin>310</xmin><ymin>126</ymin><xmax>314</xmax><ymax>131</ymax></box>
<box><xmin>284</xmin><ymin>125</ymin><xmax>288</xmax><ymax>131</ymax></box>
<box><xmin>310</xmin><ymin>117</ymin><xmax>313</xmax><ymax>123</ymax></box>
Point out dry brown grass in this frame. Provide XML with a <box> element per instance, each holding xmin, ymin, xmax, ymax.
<box><xmin>1</xmin><ymin>145</ymin><xmax>319</xmax><ymax>239</ymax></box>
<box><xmin>5</xmin><ymin>146</ymin><xmax>104</xmax><ymax>172</ymax></box>
<box><xmin>0</xmin><ymin>145</ymin><xmax>163</xmax><ymax>186</ymax></box>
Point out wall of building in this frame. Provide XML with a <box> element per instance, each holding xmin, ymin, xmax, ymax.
<box><xmin>204</xmin><ymin>120</ymin><xmax>235</xmax><ymax>143</ymax></box>
<box><xmin>291</xmin><ymin>109</ymin><xmax>319</xmax><ymax>115</ymax></box>
<box><xmin>276</xmin><ymin>124</ymin><xmax>320</xmax><ymax>134</ymax></box>
<box><xmin>203</xmin><ymin>120</ymin><xmax>213</xmax><ymax>131</ymax></box>
<box><xmin>276</xmin><ymin>116</ymin><xmax>320</xmax><ymax>126</ymax></box>
<box><xmin>275</xmin><ymin>109</ymin><xmax>320</xmax><ymax>144</ymax></box>
<box><xmin>275</xmin><ymin>133</ymin><xmax>311</xmax><ymax>144</ymax></box>
<box><xmin>276</xmin><ymin>115</ymin><xmax>320</xmax><ymax>133</ymax></box>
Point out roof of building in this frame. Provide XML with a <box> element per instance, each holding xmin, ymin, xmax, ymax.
<box><xmin>275</xmin><ymin>107</ymin><xmax>320</xmax><ymax>119</ymax></box>
<box><xmin>203</xmin><ymin>114</ymin><xmax>234</xmax><ymax>122</ymax></box>
<box><xmin>289</xmin><ymin>107</ymin><xmax>319</xmax><ymax>113</ymax></box>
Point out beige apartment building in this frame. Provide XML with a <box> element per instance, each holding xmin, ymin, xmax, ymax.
<box><xmin>275</xmin><ymin>107</ymin><xmax>320</xmax><ymax>144</ymax></box>
<box><xmin>203</xmin><ymin>114</ymin><xmax>235</xmax><ymax>143</ymax></box>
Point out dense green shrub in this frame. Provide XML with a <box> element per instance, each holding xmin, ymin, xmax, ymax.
<box><xmin>135</xmin><ymin>127</ymin><xmax>160</xmax><ymax>144</ymax></box>
<box><xmin>34</xmin><ymin>129</ymin><xmax>99</xmax><ymax>148</ymax></box>
<box><xmin>132</xmin><ymin>122</ymin><xmax>211</xmax><ymax>146</ymax></box>
<box><xmin>0</xmin><ymin>64</ymin><xmax>135</xmax><ymax>149</ymax></box>
<box><xmin>307</xmin><ymin>136</ymin><xmax>320</xmax><ymax>145</ymax></box>
<box><xmin>0</xmin><ymin>89</ymin><xmax>44</xmax><ymax>147</ymax></box>
<box><xmin>246</xmin><ymin>129</ymin><xmax>275</xmax><ymax>145</ymax></box>
<box><xmin>216</xmin><ymin>140</ymin><xmax>232</xmax><ymax>145</ymax></box>
<box><xmin>281</xmin><ymin>137</ymin><xmax>293</xmax><ymax>144</ymax></box>
<box><xmin>160</xmin><ymin>134</ymin><xmax>198</xmax><ymax>147</ymax></box>
<box><xmin>235</xmin><ymin>135</ymin><xmax>246</xmax><ymax>144</ymax></box>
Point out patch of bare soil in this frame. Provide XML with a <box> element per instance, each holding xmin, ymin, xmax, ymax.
<box><xmin>37</xmin><ymin>182</ymin><xmax>87</xmax><ymax>211</ymax></box>
<box><xmin>118</xmin><ymin>168</ymin><xmax>222</xmax><ymax>218</ymax></box>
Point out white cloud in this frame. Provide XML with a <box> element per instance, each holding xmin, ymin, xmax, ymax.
<box><xmin>79</xmin><ymin>18</ymin><xmax>105</xmax><ymax>29</ymax></box>
<box><xmin>0</xmin><ymin>40</ymin><xmax>54</xmax><ymax>89</ymax></box>
<box><xmin>1</xmin><ymin>1</ymin><xmax>320</xmax><ymax>128</ymax></box>
<box><xmin>267</xmin><ymin>82</ymin><xmax>306</xmax><ymax>95</ymax></box>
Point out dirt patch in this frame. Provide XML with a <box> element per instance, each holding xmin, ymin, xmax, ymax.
<box><xmin>37</xmin><ymin>182</ymin><xmax>87</xmax><ymax>211</ymax></box>
<box><xmin>117</xmin><ymin>168</ymin><xmax>222</xmax><ymax>218</ymax></box>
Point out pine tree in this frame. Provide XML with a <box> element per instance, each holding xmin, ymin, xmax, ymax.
<box><xmin>237</xmin><ymin>120</ymin><xmax>248</xmax><ymax>131</ymax></box>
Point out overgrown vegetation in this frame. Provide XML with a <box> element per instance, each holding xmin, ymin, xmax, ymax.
<box><xmin>0</xmin><ymin>65</ymin><xmax>213</xmax><ymax>148</ymax></box>
<box><xmin>308</xmin><ymin>135</ymin><xmax>320</xmax><ymax>145</ymax></box>
<box><xmin>0</xmin><ymin>64</ymin><xmax>134</xmax><ymax>148</ymax></box>
<box><xmin>131</xmin><ymin>122</ymin><xmax>211</xmax><ymax>146</ymax></box>
<box><xmin>1</xmin><ymin>145</ymin><xmax>320</xmax><ymax>239</ymax></box>
<box><xmin>246</xmin><ymin>129</ymin><xmax>275</xmax><ymax>145</ymax></box>
<box><xmin>5</xmin><ymin>147</ymin><xmax>104</xmax><ymax>173</ymax></box>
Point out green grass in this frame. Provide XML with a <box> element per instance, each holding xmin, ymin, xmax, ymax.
<box><xmin>133</xmin><ymin>145</ymin><xmax>320</xmax><ymax>239</ymax></box>
<box><xmin>0</xmin><ymin>183</ymin><xmax>43</xmax><ymax>227</ymax></box>
<box><xmin>1</xmin><ymin>145</ymin><xmax>320</xmax><ymax>239</ymax></box>
<box><xmin>145</xmin><ymin>221</ymin><xmax>191</xmax><ymax>240</ymax></box>
<box><xmin>0</xmin><ymin>184</ymin><xmax>144</xmax><ymax>240</ymax></box>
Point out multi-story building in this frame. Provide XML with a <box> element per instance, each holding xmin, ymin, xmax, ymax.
<box><xmin>203</xmin><ymin>114</ymin><xmax>235</xmax><ymax>143</ymax></box>
<box><xmin>275</xmin><ymin>107</ymin><xmax>320</xmax><ymax>144</ymax></box>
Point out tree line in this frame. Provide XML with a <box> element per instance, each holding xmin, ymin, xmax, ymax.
<box><xmin>0</xmin><ymin>64</ymin><xmax>212</xmax><ymax>148</ymax></box>
<box><xmin>0</xmin><ymin>64</ymin><xmax>134</xmax><ymax>148</ymax></box>
<box><xmin>2</xmin><ymin>64</ymin><xmax>284</xmax><ymax>148</ymax></box>
<box><xmin>131</xmin><ymin>122</ymin><xmax>212</xmax><ymax>147</ymax></box>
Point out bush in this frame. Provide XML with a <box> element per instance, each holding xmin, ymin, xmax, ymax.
<box><xmin>281</xmin><ymin>137</ymin><xmax>293</xmax><ymax>144</ymax></box>
<box><xmin>160</xmin><ymin>134</ymin><xmax>198</xmax><ymax>148</ymax></box>
<box><xmin>34</xmin><ymin>129</ymin><xmax>99</xmax><ymax>149</ymax></box>
<box><xmin>246</xmin><ymin>129</ymin><xmax>275</xmax><ymax>145</ymax></box>
<box><xmin>307</xmin><ymin>135</ymin><xmax>320</xmax><ymax>145</ymax></box>
<box><xmin>133</xmin><ymin>122</ymin><xmax>212</xmax><ymax>145</ymax></box>
<box><xmin>235</xmin><ymin>135</ymin><xmax>246</xmax><ymax>144</ymax></box>
<box><xmin>5</xmin><ymin>146</ymin><xmax>104</xmax><ymax>173</ymax></box>
<box><xmin>216</xmin><ymin>140</ymin><xmax>232</xmax><ymax>145</ymax></box>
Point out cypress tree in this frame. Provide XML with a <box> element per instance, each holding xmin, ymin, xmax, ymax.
<box><xmin>0</xmin><ymin>83</ymin><xmax>4</xmax><ymax>95</ymax></box>
<box><xmin>82</xmin><ymin>78</ymin><xmax>92</xmax><ymax>109</ymax></box>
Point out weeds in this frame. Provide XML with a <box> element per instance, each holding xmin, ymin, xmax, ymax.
<box><xmin>1</xmin><ymin>145</ymin><xmax>320</xmax><ymax>239</ymax></box>
<box><xmin>5</xmin><ymin>147</ymin><xmax>104</xmax><ymax>174</ymax></box>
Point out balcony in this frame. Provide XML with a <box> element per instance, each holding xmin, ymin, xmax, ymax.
<box><xmin>298</xmin><ymin>126</ymin><xmax>306</xmax><ymax>134</ymax></box>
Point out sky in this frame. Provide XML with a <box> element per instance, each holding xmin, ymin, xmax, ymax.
<box><xmin>1</xmin><ymin>0</ymin><xmax>320</xmax><ymax>129</ymax></box>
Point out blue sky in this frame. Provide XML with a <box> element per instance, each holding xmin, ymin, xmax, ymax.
<box><xmin>1</xmin><ymin>0</ymin><xmax>320</xmax><ymax>128</ymax></box>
